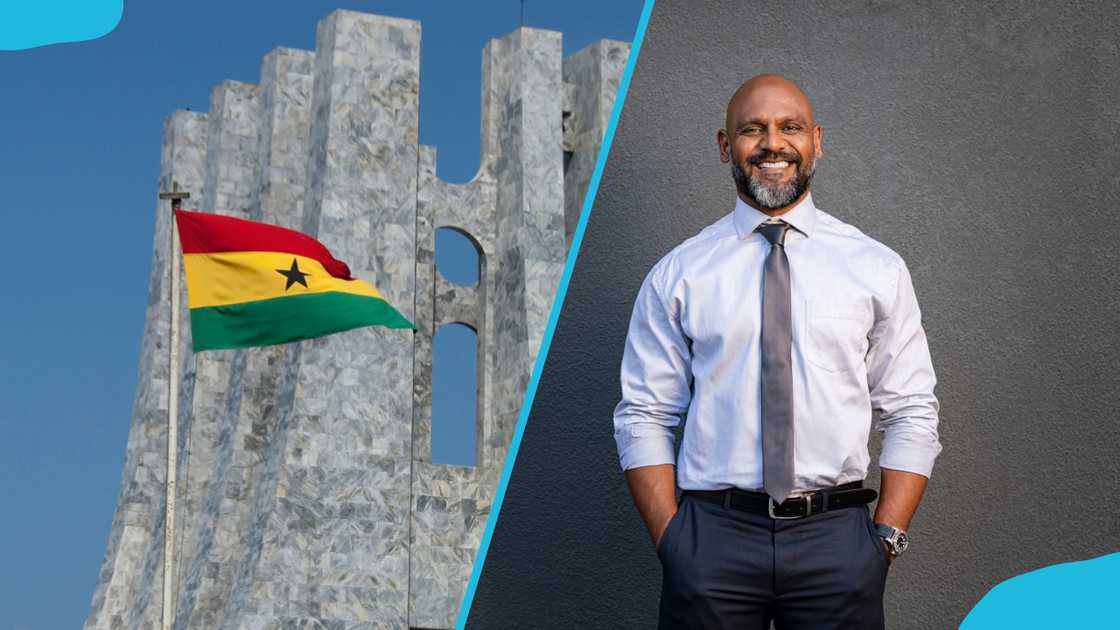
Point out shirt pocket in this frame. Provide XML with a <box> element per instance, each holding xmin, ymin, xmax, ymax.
<box><xmin>803</xmin><ymin>299</ymin><xmax>872</xmax><ymax>373</ymax></box>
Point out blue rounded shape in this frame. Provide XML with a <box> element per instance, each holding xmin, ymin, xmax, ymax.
<box><xmin>1</xmin><ymin>0</ymin><xmax>123</xmax><ymax>51</ymax></box>
<box><xmin>960</xmin><ymin>552</ymin><xmax>1120</xmax><ymax>629</ymax></box>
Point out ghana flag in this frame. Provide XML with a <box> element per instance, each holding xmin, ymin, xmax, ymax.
<box><xmin>175</xmin><ymin>209</ymin><xmax>414</xmax><ymax>351</ymax></box>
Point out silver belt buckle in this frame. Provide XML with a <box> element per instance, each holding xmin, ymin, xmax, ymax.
<box><xmin>769</xmin><ymin>495</ymin><xmax>811</xmax><ymax>520</ymax></box>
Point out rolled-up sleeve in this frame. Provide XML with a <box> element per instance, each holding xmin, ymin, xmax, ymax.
<box><xmin>866</xmin><ymin>261</ymin><xmax>942</xmax><ymax>478</ymax></box>
<box><xmin>613</xmin><ymin>263</ymin><xmax>693</xmax><ymax>471</ymax></box>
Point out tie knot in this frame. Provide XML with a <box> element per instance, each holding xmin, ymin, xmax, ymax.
<box><xmin>756</xmin><ymin>220</ymin><xmax>791</xmax><ymax>246</ymax></box>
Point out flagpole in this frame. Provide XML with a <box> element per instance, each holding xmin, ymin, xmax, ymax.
<box><xmin>157</xmin><ymin>182</ymin><xmax>189</xmax><ymax>630</ymax></box>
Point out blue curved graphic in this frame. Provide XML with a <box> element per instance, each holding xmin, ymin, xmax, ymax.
<box><xmin>1</xmin><ymin>0</ymin><xmax>122</xmax><ymax>51</ymax></box>
<box><xmin>960</xmin><ymin>552</ymin><xmax>1119</xmax><ymax>629</ymax></box>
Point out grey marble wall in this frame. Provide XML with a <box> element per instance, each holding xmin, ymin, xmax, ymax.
<box><xmin>175</xmin><ymin>47</ymin><xmax>315</xmax><ymax>630</ymax></box>
<box><xmin>86</xmin><ymin>9</ymin><xmax>628</xmax><ymax>629</ymax></box>
<box><xmin>562</xmin><ymin>39</ymin><xmax>630</xmax><ymax>251</ymax></box>
<box><xmin>229</xmin><ymin>12</ymin><xmax>421</xmax><ymax>628</ymax></box>
<box><xmin>168</xmin><ymin>81</ymin><xmax>262</xmax><ymax>626</ymax></box>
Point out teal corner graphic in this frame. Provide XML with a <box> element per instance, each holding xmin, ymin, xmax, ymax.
<box><xmin>960</xmin><ymin>552</ymin><xmax>1119</xmax><ymax>629</ymax></box>
<box><xmin>1</xmin><ymin>0</ymin><xmax>122</xmax><ymax>51</ymax></box>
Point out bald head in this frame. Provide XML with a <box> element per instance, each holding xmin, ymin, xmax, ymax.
<box><xmin>725</xmin><ymin>74</ymin><xmax>815</xmax><ymax>132</ymax></box>
<box><xmin>717</xmin><ymin>74</ymin><xmax>822</xmax><ymax>213</ymax></box>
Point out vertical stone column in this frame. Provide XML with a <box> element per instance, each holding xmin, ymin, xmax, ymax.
<box><xmin>412</xmin><ymin>146</ymin><xmax>439</xmax><ymax>469</ymax></box>
<box><xmin>84</xmin><ymin>110</ymin><xmax>208</xmax><ymax>630</ymax></box>
<box><xmin>179</xmin><ymin>81</ymin><xmax>262</xmax><ymax>520</ymax></box>
<box><xmin>410</xmin><ymin>137</ymin><xmax>497</xmax><ymax>626</ymax></box>
<box><xmin>485</xmin><ymin>27</ymin><xmax>565</xmax><ymax>472</ymax></box>
<box><xmin>413</xmin><ymin>144</ymin><xmax>498</xmax><ymax>468</ymax></box>
<box><xmin>223</xmin><ymin>11</ymin><xmax>421</xmax><ymax>627</ymax></box>
<box><xmin>175</xmin><ymin>49</ymin><xmax>313</xmax><ymax>630</ymax></box>
<box><xmin>562</xmin><ymin>39</ymin><xmax>630</xmax><ymax>248</ymax></box>
<box><xmin>201</xmin><ymin>81</ymin><xmax>263</xmax><ymax>217</ymax></box>
<box><xmin>254</xmin><ymin>48</ymin><xmax>316</xmax><ymax>228</ymax></box>
<box><xmin>158</xmin><ymin>82</ymin><xmax>262</xmax><ymax>630</ymax></box>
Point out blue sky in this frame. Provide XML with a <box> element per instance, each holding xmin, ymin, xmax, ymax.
<box><xmin>0</xmin><ymin>1</ymin><xmax>641</xmax><ymax>626</ymax></box>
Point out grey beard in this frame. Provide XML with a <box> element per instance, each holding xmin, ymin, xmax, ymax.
<box><xmin>731</xmin><ymin>159</ymin><xmax>815</xmax><ymax>209</ymax></box>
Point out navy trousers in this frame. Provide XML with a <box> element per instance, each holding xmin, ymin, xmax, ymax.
<box><xmin>657</xmin><ymin>494</ymin><xmax>889</xmax><ymax>629</ymax></box>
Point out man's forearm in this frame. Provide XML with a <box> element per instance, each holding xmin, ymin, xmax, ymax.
<box><xmin>624</xmin><ymin>463</ymin><xmax>678</xmax><ymax>546</ymax></box>
<box><xmin>873</xmin><ymin>467</ymin><xmax>928</xmax><ymax>530</ymax></box>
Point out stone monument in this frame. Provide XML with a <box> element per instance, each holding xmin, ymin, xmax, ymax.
<box><xmin>84</xmin><ymin>10</ymin><xmax>628</xmax><ymax>629</ymax></box>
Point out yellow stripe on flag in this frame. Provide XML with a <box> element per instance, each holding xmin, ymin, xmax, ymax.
<box><xmin>182</xmin><ymin>251</ymin><xmax>384</xmax><ymax>309</ymax></box>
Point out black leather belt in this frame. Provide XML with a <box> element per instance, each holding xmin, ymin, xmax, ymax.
<box><xmin>682</xmin><ymin>481</ymin><xmax>877</xmax><ymax>520</ymax></box>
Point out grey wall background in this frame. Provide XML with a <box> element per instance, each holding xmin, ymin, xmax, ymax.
<box><xmin>466</xmin><ymin>1</ymin><xmax>1120</xmax><ymax>628</ymax></box>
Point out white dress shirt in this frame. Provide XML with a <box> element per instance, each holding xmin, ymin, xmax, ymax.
<box><xmin>613</xmin><ymin>193</ymin><xmax>941</xmax><ymax>492</ymax></box>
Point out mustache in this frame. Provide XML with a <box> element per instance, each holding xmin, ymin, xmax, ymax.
<box><xmin>747</xmin><ymin>151</ymin><xmax>800</xmax><ymax>165</ymax></box>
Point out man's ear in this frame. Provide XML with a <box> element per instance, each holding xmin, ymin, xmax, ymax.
<box><xmin>814</xmin><ymin>125</ymin><xmax>823</xmax><ymax>160</ymax></box>
<box><xmin>717</xmin><ymin>129</ymin><xmax>731</xmax><ymax>163</ymax></box>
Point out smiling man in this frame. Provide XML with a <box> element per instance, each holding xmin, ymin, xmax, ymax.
<box><xmin>613</xmin><ymin>74</ymin><xmax>942</xmax><ymax>629</ymax></box>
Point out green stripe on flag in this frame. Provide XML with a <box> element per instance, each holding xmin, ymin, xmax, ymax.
<box><xmin>189</xmin><ymin>291</ymin><xmax>414</xmax><ymax>351</ymax></box>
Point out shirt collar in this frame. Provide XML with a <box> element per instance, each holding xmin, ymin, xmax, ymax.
<box><xmin>732</xmin><ymin>191</ymin><xmax>818</xmax><ymax>240</ymax></box>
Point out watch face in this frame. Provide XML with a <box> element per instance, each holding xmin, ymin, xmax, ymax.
<box><xmin>896</xmin><ymin>531</ymin><xmax>910</xmax><ymax>553</ymax></box>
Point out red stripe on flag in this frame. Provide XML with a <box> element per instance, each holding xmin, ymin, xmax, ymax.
<box><xmin>174</xmin><ymin>209</ymin><xmax>352</xmax><ymax>280</ymax></box>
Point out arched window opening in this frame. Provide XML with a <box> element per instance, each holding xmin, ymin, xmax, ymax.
<box><xmin>431</xmin><ymin>322</ymin><xmax>478</xmax><ymax>466</ymax></box>
<box><xmin>435</xmin><ymin>227</ymin><xmax>480</xmax><ymax>287</ymax></box>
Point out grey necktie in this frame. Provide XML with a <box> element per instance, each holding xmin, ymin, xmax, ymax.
<box><xmin>757</xmin><ymin>219</ymin><xmax>795</xmax><ymax>504</ymax></box>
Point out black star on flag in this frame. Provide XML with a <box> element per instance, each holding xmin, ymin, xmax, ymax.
<box><xmin>276</xmin><ymin>258</ymin><xmax>311</xmax><ymax>290</ymax></box>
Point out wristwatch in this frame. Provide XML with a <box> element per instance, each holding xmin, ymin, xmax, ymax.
<box><xmin>874</xmin><ymin>523</ymin><xmax>909</xmax><ymax>558</ymax></box>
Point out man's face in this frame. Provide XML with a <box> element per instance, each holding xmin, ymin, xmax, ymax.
<box><xmin>718</xmin><ymin>79</ymin><xmax>822</xmax><ymax>211</ymax></box>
